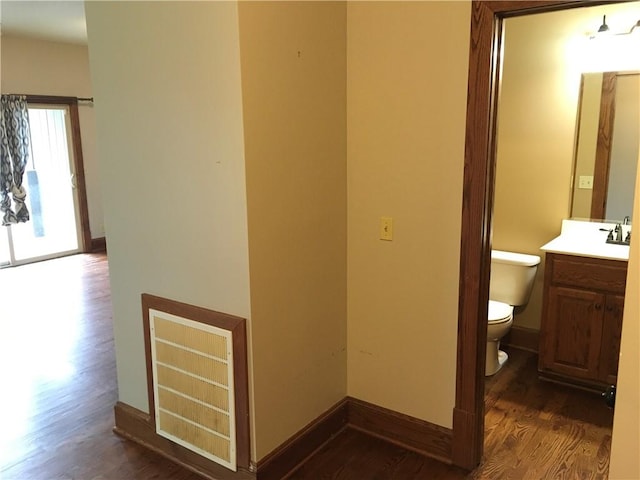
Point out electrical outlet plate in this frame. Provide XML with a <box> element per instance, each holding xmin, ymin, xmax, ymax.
<box><xmin>578</xmin><ymin>175</ymin><xmax>594</xmax><ymax>189</ymax></box>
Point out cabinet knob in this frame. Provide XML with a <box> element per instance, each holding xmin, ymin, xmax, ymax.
<box><xmin>595</xmin><ymin>303</ymin><xmax>602</xmax><ymax>311</ymax></box>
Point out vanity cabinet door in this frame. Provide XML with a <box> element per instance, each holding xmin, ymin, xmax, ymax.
<box><xmin>598</xmin><ymin>294</ymin><xmax>624</xmax><ymax>385</ymax></box>
<box><xmin>541</xmin><ymin>286</ymin><xmax>605</xmax><ymax>381</ymax></box>
<box><xmin>539</xmin><ymin>253</ymin><xmax>627</xmax><ymax>390</ymax></box>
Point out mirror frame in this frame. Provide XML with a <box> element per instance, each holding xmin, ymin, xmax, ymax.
<box><xmin>453</xmin><ymin>0</ymin><xmax>618</xmax><ymax>470</ymax></box>
<box><xmin>592</xmin><ymin>71</ymin><xmax>617</xmax><ymax>218</ymax></box>
<box><xmin>590</xmin><ymin>71</ymin><xmax>640</xmax><ymax>219</ymax></box>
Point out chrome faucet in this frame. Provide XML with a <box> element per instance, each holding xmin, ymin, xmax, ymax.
<box><xmin>615</xmin><ymin>224</ymin><xmax>623</xmax><ymax>242</ymax></box>
<box><xmin>604</xmin><ymin>221</ymin><xmax>631</xmax><ymax>245</ymax></box>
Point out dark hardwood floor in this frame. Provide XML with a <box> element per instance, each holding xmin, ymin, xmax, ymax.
<box><xmin>475</xmin><ymin>348</ymin><xmax>612</xmax><ymax>480</ymax></box>
<box><xmin>0</xmin><ymin>254</ymin><xmax>613</xmax><ymax>479</ymax></box>
<box><xmin>290</xmin><ymin>349</ymin><xmax>613</xmax><ymax>480</ymax></box>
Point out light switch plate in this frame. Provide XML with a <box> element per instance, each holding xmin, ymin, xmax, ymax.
<box><xmin>380</xmin><ymin>217</ymin><xmax>393</xmax><ymax>241</ymax></box>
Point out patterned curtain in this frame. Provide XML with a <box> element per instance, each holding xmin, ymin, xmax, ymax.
<box><xmin>0</xmin><ymin>95</ymin><xmax>31</xmax><ymax>225</ymax></box>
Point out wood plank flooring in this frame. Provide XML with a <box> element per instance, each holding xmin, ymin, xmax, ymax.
<box><xmin>0</xmin><ymin>254</ymin><xmax>614</xmax><ymax>479</ymax></box>
<box><xmin>0</xmin><ymin>254</ymin><xmax>202</xmax><ymax>480</ymax></box>
<box><xmin>290</xmin><ymin>350</ymin><xmax>613</xmax><ymax>480</ymax></box>
<box><xmin>475</xmin><ymin>349</ymin><xmax>612</xmax><ymax>480</ymax></box>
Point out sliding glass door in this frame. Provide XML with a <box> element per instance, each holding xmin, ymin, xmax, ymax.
<box><xmin>1</xmin><ymin>105</ymin><xmax>82</xmax><ymax>267</ymax></box>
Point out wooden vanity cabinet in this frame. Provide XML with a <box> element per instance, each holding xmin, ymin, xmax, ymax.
<box><xmin>538</xmin><ymin>253</ymin><xmax>627</xmax><ymax>390</ymax></box>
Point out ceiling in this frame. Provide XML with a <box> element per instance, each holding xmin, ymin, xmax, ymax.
<box><xmin>1</xmin><ymin>1</ymin><xmax>87</xmax><ymax>45</ymax></box>
<box><xmin>0</xmin><ymin>2</ymin><xmax>638</xmax><ymax>50</ymax></box>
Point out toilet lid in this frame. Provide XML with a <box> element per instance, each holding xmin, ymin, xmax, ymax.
<box><xmin>488</xmin><ymin>300</ymin><xmax>513</xmax><ymax>323</ymax></box>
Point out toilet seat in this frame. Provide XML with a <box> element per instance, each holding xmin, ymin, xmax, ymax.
<box><xmin>488</xmin><ymin>300</ymin><xmax>513</xmax><ymax>324</ymax></box>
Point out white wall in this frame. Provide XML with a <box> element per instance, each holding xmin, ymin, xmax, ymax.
<box><xmin>85</xmin><ymin>0</ymin><xmax>251</xmax><ymax>422</ymax></box>
<box><xmin>1</xmin><ymin>35</ymin><xmax>103</xmax><ymax>238</ymax></box>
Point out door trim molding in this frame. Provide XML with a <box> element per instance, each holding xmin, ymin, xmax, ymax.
<box><xmin>454</xmin><ymin>0</ymin><xmax>607</xmax><ymax>469</ymax></box>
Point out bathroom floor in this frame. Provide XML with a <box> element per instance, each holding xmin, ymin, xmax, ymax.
<box><xmin>477</xmin><ymin>347</ymin><xmax>613</xmax><ymax>479</ymax></box>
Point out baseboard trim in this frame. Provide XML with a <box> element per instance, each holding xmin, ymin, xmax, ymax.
<box><xmin>504</xmin><ymin>325</ymin><xmax>539</xmax><ymax>353</ymax></box>
<box><xmin>347</xmin><ymin>397</ymin><xmax>453</xmax><ymax>464</ymax></box>
<box><xmin>257</xmin><ymin>398</ymin><xmax>349</xmax><ymax>480</ymax></box>
<box><xmin>90</xmin><ymin>237</ymin><xmax>106</xmax><ymax>253</ymax></box>
<box><xmin>115</xmin><ymin>396</ymin><xmax>454</xmax><ymax>479</ymax></box>
<box><xmin>257</xmin><ymin>396</ymin><xmax>452</xmax><ymax>479</ymax></box>
<box><xmin>113</xmin><ymin>401</ymin><xmax>255</xmax><ymax>480</ymax></box>
<box><xmin>451</xmin><ymin>406</ymin><xmax>481</xmax><ymax>470</ymax></box>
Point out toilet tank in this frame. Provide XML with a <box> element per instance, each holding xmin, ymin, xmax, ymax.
<box><xmin>489</xmin><ymin>250</ymin><xmax>541</xmax><ymax>306</ymax></box>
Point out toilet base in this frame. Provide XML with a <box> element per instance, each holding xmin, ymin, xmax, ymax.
<box><xmin>485</xmin><ymin>340</ymin><xmax>509</xmax><ymax>376</ymax></box>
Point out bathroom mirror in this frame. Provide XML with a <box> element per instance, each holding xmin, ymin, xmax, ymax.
<box><xmin>570</xmin><ymin>71</ymin><xmax>640</xmax><ymax>221</ymax></box>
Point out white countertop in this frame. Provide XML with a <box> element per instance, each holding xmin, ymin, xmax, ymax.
<box><xmin>540</xmin><ymin>219</ymin><xmax>630</xmax><ymax>262</ymax></box>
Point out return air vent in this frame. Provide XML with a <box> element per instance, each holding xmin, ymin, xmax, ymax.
<box><xmin>148</xmin><ymin>308</ymin><xmax>237</xmax><ymax>471</ymax></box>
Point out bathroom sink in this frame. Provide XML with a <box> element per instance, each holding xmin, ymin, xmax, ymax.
<box><xmin>540</xmin><ymin>219</ymin><xmax>630</xmax><ymax>261</ymax></box>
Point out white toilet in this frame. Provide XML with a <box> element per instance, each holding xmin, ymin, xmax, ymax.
<box><xmin>486</xmin><ymin>250</ymin><xmax>541</xmax><ymax>376</ymax></box>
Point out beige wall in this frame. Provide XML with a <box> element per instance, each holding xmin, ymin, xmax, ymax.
<box><xmin>87</xmin><ymin>0</ymin><xmax>469</xmax><ymax>461</ymax></box>
<box><xmin>494</xmin><ymin>11</ymin><xmax>583</xmax><ymax>330</ymax></box>
<box><xmin>346</xmin><ymin>1</ymin><xmax>470</xmax><ymax>428</ymax></box>
<box><xmin>85</xmin><ymin>0</ymin><xmax>252</xmax><ymax>430</ymax></box>
<box><xmin>1</xmin><ymin>35</ymin><xmax>103</xmax><ymax>238</ymax></box>
<box><xmin>238</xmin><ymin>2</ymin><xmax>348</xmax><ymax>460</ymax></box>
<box><xmin>84</xmin><ymin>0</ymin><xmax>639</xmax><ymax>470</ymax></box>
<box><xmin>609</xmin><ymin>151</ymin><xmax>640</xmax><ymax>480</ymax></box>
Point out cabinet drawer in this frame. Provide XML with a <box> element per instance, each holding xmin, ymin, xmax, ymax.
<box><xmin>548</xmin><ymin>254</ymin><xmax>627</xmax><ymax>294</ymax></box>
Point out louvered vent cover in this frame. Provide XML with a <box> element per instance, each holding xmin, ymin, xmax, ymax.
<box><xmin>149</xmin><ymin>308</ymin><xmax>237</xmax><ymax>471</ymax></box>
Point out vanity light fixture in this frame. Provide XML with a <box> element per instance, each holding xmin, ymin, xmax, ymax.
<box><xmin>597</xmin><ymin>15</ymin><xmax>610</xmax><ymax>34</ymax></box>
<box><xmin>627</xmin><ymin>19</ymin><xmax>640</xmax><ymax>34</ymax></box>
<box><xmin>590</xmin><ymin>15</ymin><xmax>640</xmax><ymax>38</ymax></box>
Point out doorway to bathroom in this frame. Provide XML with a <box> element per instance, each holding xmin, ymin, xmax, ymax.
<box><xmin>1</xmin><ymin>101</ymin><xmax>85</xmax><ymax>267</ymax></box>
<box><xmin>453</xmin><ymin>0</ymin><xmax>638</xmax><ymax>471</ymax></box>
<box><xmin>490</xmin><ymin>1</ymin><xmax>636</xmax><ymax>417</ymax></box>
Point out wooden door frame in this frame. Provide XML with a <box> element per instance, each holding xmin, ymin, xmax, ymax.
<box><xmin>591</xmin><ymin>72</ymin><xmax>618</xmax><ymax>218</ymax></box>
<box><xmin>452</xmin><ymin>0</ymin><xmax>619</xmax><ymax>469</ymax></box>
<box><xmin>25</xmin><ymin>95</ymin><xmax>92</xmax><ymax>253</ymax></box>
